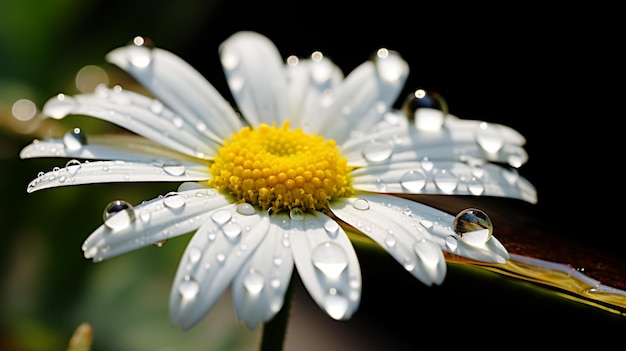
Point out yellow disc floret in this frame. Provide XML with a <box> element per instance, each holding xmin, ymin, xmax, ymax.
<box><xmin>209</xmin><ymin>121</ymin><xmax>353</xmax><ymax>213</ymax></box>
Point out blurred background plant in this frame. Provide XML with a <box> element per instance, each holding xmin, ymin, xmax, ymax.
<box><xmin>1</xmin><ymin>1</ymin><xmax>622</xmax><ymax>350</ymax></box>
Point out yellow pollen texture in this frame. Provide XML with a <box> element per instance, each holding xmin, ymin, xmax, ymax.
<box><xmin>209</xmin><ymin>121</ymin><xmax>353</xmax><ymax>213</ymax></box>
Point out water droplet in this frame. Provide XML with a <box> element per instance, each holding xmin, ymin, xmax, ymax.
<box><xmin>162</xmin><ymin>159</ymin><xmax>186</xmax><ymax>176</ymax></box>
<box><xmin>453</xmin><ymin>208</ymin><xmax>493</xmax><ymax>244</ymax></box>
<box><xmin>187</xmin><ymin>246</ymin><xmax>202</xmax><ymax>263</ymax></box>
<box><xmin>236</xmin><ymin>203</ymin><xmax>256</xmax><ymax>216</ymax></box>
<box><xmin>362</xmin><ymin>140</ymin><xmax>393</xmax><ymax>163</ymax></box>
<box><xmin>475</xmin><ymin>122</ymin><xmax>504</xmax><ymax>153</ymax></box>
<box><xmin>127</xmin><ymin>36</ymin><xmax>154</xmax><ymax>68</ymax></box>
<box><xmin>413</xmin><ymin>239</ymin><xmax>441</xmax><ymax>267</ymax></box>
<box><xmin>352</xmin><ymin>198</ymin><xmax>370</xmax><ymax>211</ymax></box>
<box><xmin>420</xmin><ymin>157</ymin><xmax>434</xmax><ymax>172</ymax></box>
<box><xmin>323</xmin><ymin>220</ymin><xmax>339</xmax><ymax>235</ymax></box>
<box><xmin>401</xmin><ymin>88</ymin><xmax>448</xmax><ymax>131</ymax></box>
<box><xmin>65</xmin><ymin>159</ymin><xmax>81</xmax><ymax>175</ymax></box>
<box><xmin>384</xmin><ymin>234</ymin><xmax>396</xmax><ymax>247</ymax></box>
<box><xmin>211</xmin><ymin>209</ymin><xmax>231</xmax><ymax>225</ymax></box>
<box><xmin>375</xmin><ymin>178</ymin><xmax>387</xmax><ymax>191</ymax></box>
<box><xmin>153</xmin><ymin>239</ymin><xmax>167</xmax><ymax>247</ymax></box>
<box><xmin>44</xmin><ymin>93</ymin><xmax>76</xmax><ymax>119</ymax></box>
<box><xmin>400</xmin><ymin>170</ymin><xmax>426</xmax><ymax>191</ymax></box>
<box><xmin>467</xmin><ymin>176</ymin><xmax>485</xmax><ymax>195</ymax></box>
<box><xmin>222</xmin><ymin>222</ymin><xmax>242</xmax><ymax>240</ymax></box>
<box><xmin>434</xmin><ymin>169</ymin><xmax>458</xmax><ymax>193</ymax></box>
<box><xmin>289</xmin><ymin>207</ymin><xmax>304</xmax><ymax>221</ymax></box>
<box><xmin>312</xmin><ymin>241</ymin><xmax>348</xmax><ymax>279</ymax></box>
<box><xmin>139</xmin><ymin>210</ymin><xmax>151</xmax><ymax>223</ymax></box>
<box><xmin>324</xmin><ymin>289</ymin><xmax>349</xmax><ymax>320</ymax></box>
<box><xmin>374</xmin><ymin>48</ymin><xmax>405</xmax><ymax>82</ymax></box>
<box><xmin>110</xmin><ymin>85</ymin><xmax>131</xmax><ymax>105</ymax></box>
<box><xmin>63</xmin><ymin>128</ymin><xmax>87</xmax><ymax>151</ymax></box>
<box><xmin>178</xmin><ymin>275</ymin><xmax>199</xmax><ymax>299</ymax></box>
<box><xmin>103</xmin><ymin>200</ymin><xmax>136</xmax><ymax>231</ymax></box>
<box><xmin>163</xmin><ymin>192</ymin><xmax>185</xmax><ymax>209</ymax></box>
<box><xmin>243</xmin><ymin>269</ymin><xmax>265</xmax><ymax>296</ymax></box>
<box><xmin>445</xmin><ymin>235</ymin><xmax>458</xmax><ymax>250</ymax></box>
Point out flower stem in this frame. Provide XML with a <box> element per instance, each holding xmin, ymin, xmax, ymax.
<box><xmin>259</xmin><ymin>273</ymin><xmax>299</xmax><ymax>351</ymax></box>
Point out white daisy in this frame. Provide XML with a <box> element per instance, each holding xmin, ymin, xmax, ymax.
<box><xmin>20</xmin><ymin>31</ymin><xmax>536</xmax><ymax>330</ymax></box>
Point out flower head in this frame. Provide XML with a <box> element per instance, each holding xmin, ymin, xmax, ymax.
<box><xmin>20</xmin><ymin>31</ymin><xmax>536</xmax><ymax>330</ymax></box>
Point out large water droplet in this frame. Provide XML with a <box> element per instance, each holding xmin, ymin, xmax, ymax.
<box><xmin>312</xmin><ymin>241</ymin><xmax>348</xmax><ymax>279</ymax></box>
<box><xmin>475</xmin><ymin>122</ymin><xmax>504</xmax><ymax>153</ymax></box>
<box><xmin>243</xmin><ymin>269</ymin><xmax>265</xmax><ymax>296</ymax></box>
<box><xmin>324</xmin><ymin>289</ymin><xmax>349</xmax><ymax>320</ymax></box>
<box><xmin>453</xmin><ymin>208</ymin><xmax>493</xmax><ymax>245</ymax></box>
<box><xmin>63</xmin><ymin>128</ymin><xmax>87</xmax><ymax>151</ymax></box>
<box><xmin>222</xmin><ymin>222</ymin><xmax>242</xmax><ymax>240</ymax></box>
<box><xmin>103</xmin><ymin>200</ymin><xmax>136</xmax><ymax>231</ymax></box>
<box><xmin>163</xmin><ymin>192</ymin><xmax>185</xmax><ymax>209</ymax></box>
<box><xmin>211</xmin><ymin>209</ymin><xmax>231</xmax><ymax>225</ymax></box>
<box><xmin>162</xmin><ymin>159</ymin><xmax>186</xmax><ymax>176</ymax></box>
<box><xmin>44</xmin><ymin>93</ymin><xmax>76</xmax><ymax>119</ymax></box>
<box><xmin>401</xmin><ymin>89</ymin><xmax>448</xmax><ymax>131</ymax></box>
<box><xmin>178</xmin><ymin>275</ymin><xmax>200</xmax><ymax>299</ymax></box>
<box><xmin>374</xmin><ymin>48</ymin><xmax>405</xmax><ymax>82</ymax></box>
<box><xmin>434</xmin><ymin>169</ymin><xmax>458</xmax><ymax>193</ymax></box>
<box><xmin>362</xmin><ymin>140</ymin><xmax>393</xmax><ymax>163</ymax></box>
<box><xmin>400</xmin><ymin>170</ymin><xmax>426</xmax><ymax>191</ymax></box>
<box><xmin>236</xmin><ymin>203</ymin><xmax>256</xmax><ymax>216</ymax></box>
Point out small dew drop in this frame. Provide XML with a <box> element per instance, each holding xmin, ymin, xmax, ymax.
<box><xmin>65</xmin><ymin>159</ymin><xmax>82</xmax><ymax>175</ymax></box>
<box><xmin>352</xmin><ymin>198</ymin><xmax>370</xmax><ymax>211</ymax></box>
<box><xmin>243</xmin><ymin>269</ymin><xmax>265</xmax><ymax>296</ymax></box>
<box><xmin>63</xmin><ymin>128</ymin><xmax>87</xmax><ymax>151</ymax></box>
<box><xmin>162</xmin><ymin>159</ymin><xmax>186</xmax><ymax>176</ymax></box>
<box><xmin>289</xmin><ymin>207</ymin><xmax>304</xmax><ymax>221</ymax></box>
<box><xmin>222</xmin><ymin>222</ymin><xmax>242</xmax><ymax>240</ymax></box>
<box><xmin>434</xmin><ymin>169</ymin><xmax>458</xmax><ymax>193</ymax></box>
<box><xmin>103</xmin><ymin>200</ymin><xmax>136</xmax><ymax>231</ymax></box>
<box><xmin>475</xmin><ymin>122</ymin><xmax>504</xmax><ymax>153</ymax></box>
<box><xmin>128</xmin><ymin>36</ymin><xmax>154</xmax><ymax>68</ymax></box>
<box><xmin>324</xmin><ymin>289</ymin><xmax>349</xmax><ymax>320</ymax></box>
<box><xmin>163</xmin><ymin>192</ymin><xmax>185</xmax><ymax>209</ymax></box>
<box><xmin>467</xmin><ymin>177</ymin><xmax>485</xmax><ymax>195</ymax></box>
<box><xmin>211</xmin><ymin>209</ymin><xmax>231</xmax><ymax>225</ymax></box>
<box><xmin>453</xmin><ymin>208</ymin><xmax>493</xmax><ymax>244</ymax></box>
<box><xmin>178</xmin><ymin>275</ymin><xmax>200</xmax><ymax>299</ymax></box>
<box><xmin>361</xmin><ymin>140</ymin><xmax>393</xmax><ymax>163</ymax></box>
<box><xmin>445</xmin><ymin>235</ymin><xmax>458</xmax><ymax>250</ymax></box>
<box><xmin>153</xmin><ymin>239</ymin><xmax>167</xmax><ymax>248</ymax></box>
<box><xmin>312</xmin><ymin>241</ymin><xmax>348</xmax><ymax>279</ymax></box>
<box><xmin>187</xmin><ymin>246</ymin><xmax>202</xmax><ymax>263</ymax></box>
<box><xmin>400</xmin><ymin>170</ymin><xmax>426</xmax><ymax>191</ymax></box>
<box><xmin>401</xmin><ymin>89</ymin><xmax>448</xmax><ymax>131</ymax></box>
<box><xmin>236</xmin><ymin>203</ymin><xmax>256</xmax><ymax>216</ymax></box>
<box><xmin>323</xmin><ymin>220</ymin><xmax>340</xmax><ymax>235</ymax></box>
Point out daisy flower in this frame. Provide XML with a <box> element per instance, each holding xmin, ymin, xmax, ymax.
<box><xmin>20</xmin><ymin>31</ymin><xmax>536</xmax><ymax>330</ymax></box>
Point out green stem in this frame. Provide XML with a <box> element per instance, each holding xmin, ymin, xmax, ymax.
<box><xmin>259</xmin><ymin>273</ymin><xmax>299</xmax><ymax>351</ymax></box>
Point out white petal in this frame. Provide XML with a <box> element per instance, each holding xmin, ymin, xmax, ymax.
<box><xmin>315</xmin><ymin>50</ymin><xmax>408</xmax><ymax>143</ymax></box>
<box><xmin>106</xmin><ymin>44</ymin><xmax>244</xmax><ymax>142</ymax></box>
<box><xmin>219</xmin><ymin>31</ymin><xmax>289</xmax><ymax>126</ymax></box>
<box><xmin>41</xmin><ymin>88</ymin><xmax>220</xmax><ymax>159</ymax></box>
<box><xmin>20</xmin><ymin>134</ymin><xmax>204</xmax><ymax>163</ymax></box>
<box><xmin>232</xmin><ymin>213</ymin><xmax>295</xmax><ymax>329</ymax></box>
<box><xmin>289</xmin><ymin>211</ymin><xmax>361</xmax><ymax>320</ymax></box>
<box><xmin>82</xmin><ymin>188</ymin><xmax>231</xmax><ymax>261</ymax></box>
<box><xmin>351</xmin><ymin>160</ymin><xmax>537</xmax><ymax>204</ymax></box>
<box><xmin>329</xmin><ymin>195</ymin><xmax>446</xmax><ymax>285</ymax></box>
<box><xmin>26</xmin><ymin>159</ymin><xmax>210</xmax><ymax>193</ymax></box>
<box><xmin>286</xmin><ymin>56</ymin><xmax>344</xmax><ymax>129</ymax></box>
<box><xmin>342</xmin><ymin>111</ymin><xmax>529</xmax><ymax>168</ymax></box>
<box><xmin>169</xmin><ymin>204</ymin><xmax>270</xmax><ymax>330</ymax></box>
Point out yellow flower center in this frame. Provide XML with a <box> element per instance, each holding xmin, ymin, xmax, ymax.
<box><xmin>209</xmin><ymin>121</ymin><xmax>353</xmax><ymax>213</ymax></box>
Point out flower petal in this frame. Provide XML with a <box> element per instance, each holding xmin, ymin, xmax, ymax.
<box><xmin>26</xmin><ymin>159</ymin><xmax>210</xmax><ymax>193</ymax></box>
<box><xmin>329</xmin><ymin>195</ymin><xmax>447</xmax><ymax>285</ymax></box>
<box><xmin>351</xmin><ymin>160</ymin><xmax>537</xmax><ymax>203</ymax></box>
<box><xmin>41</xmin><ymin>87</ymin><xmax>220</xmax><ymax>159</ymax></box>
<box><xmin>169</xmin><ymin>204</ymin><xmax>270</xmax><ymax>330</ymax></box>
<box><xmin>289</xmin><ymin>211</ymin><xmax>361</xmax><ymax>320</ymax></box>
<box><xmin>106</xmin><ymin>42</ymin><xmax>244</xmax><ymax>142</ymax></box>
<box><xmin>219</xmin><ymin>31</ymin><xmax>289</xmax><ymax>126</ymax></box>
<box><xmin>232</xmin><ymin>213</ymin><xmax>295</xmax><ymax>329</ymax></box>
<box><xmin>314</xmin><ymin>50</ymin><xmax>409</xmax><ymax>143</ymax></box>
<box><xmin>82</xmin><ymin>187</ymin><xmax>231</xmax><ymax>261</ymax></box>
<box><xmin>342</xmin><ymin>112</ymin><xmax>528</xmax><ymax>168</ymax></box>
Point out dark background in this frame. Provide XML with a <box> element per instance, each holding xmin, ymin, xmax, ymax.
<box><xmin>1</xmin><ymin>1</ymin><xmax>621</xmax><ymax>349</ymax></box>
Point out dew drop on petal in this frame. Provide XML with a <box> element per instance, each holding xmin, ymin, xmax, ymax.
<box><xmin>361</xmin><ymin>140</ymin><xmax>393</xmax><ymax>163</ymax></box>
<box><xmin>475</xmin><ymin>122</ymin><xmax>504</xmax><ymax>153</ymax></box>
<box><xmin>243</xmin><ymin>269</ymin><xmax>265</xmax><ymax>296</ymax></box>
<box><xmin>187</xmin><ymin>246</ymin><xmax>202</xmax><ymax>263</ymax></box>
<box><xmin>400</xmin><ymin>170</ymin><xmax>426</xmax><ymax>192</ymax></box>
<box><xmin>324</xmin><ymin>289</ymin><xmax>349</xmax><ymax>320</ymax></box>
<box><xmin>178</xmin><ymin>275</ymin><xmax>200</xmax><ymax>299</ymax></box>
<box><xmin>401</xmin><ymin>88</ymin><xmax>448</xmax><ymax>131</ymax></box>
<box><xmin>445</xmin><ymin>235</ymin><xmax>458</xmax><ymax>250</ymax></box>
<box><xmin>413</xmin><ymin>239</ymin><xmax>441</xmax><ymax>268</ymax></box>
<box><xmin>162</xmin><ymin>159</ymin><xmax>186</xmax><ymax>176</ymax></box>
<box><xmin>323</xmin><ymin>220</ymin><xmax>340</xmax><ymax>235</ymax></box>
<box><xmin>153</xmin><ymin>239</ymin><xmax>167</xmax><ymax>247</ymax></box>
<box><xmin>453</xmin><ymin>208</ymin><xmax>493</xmax><ymax>244</ymax></box>
<box><xmin>236</xmin><ymin>203</ymin><xmax>256</xmax><ymax>216</ymax></box>
<box><xmin>65</xmin><ymin>159</ymin><xmax>82</xmax><ymax>176</ymax></box>
<box><xmin>375</xmin><ymin>179</ymin><xmax>387</xmax><ymax>191</ymax></box>
<box><xmin>289</xmin><ymin>207</ymin><xmax>304</xmax><ymax>221</ymax></box>
<box><xmin>222</xmin><ymin>222</ymin><xmax>242</xmax><ymax>240</ymax></box>
<box><xmin>312</xmin><ymin>241</ymin><xmax>348</xmax><ymax>279</ymax></box>
<box><xmin>211</xmin><ymin>209</ymin><xmax>231</xmax><ymax>225</ymax></box>
<box><xmin>63</xmin><ymin>128</ymin><xmax>87</xmax><ymax>151</ymax></box>
<box><xmin>103</xmin><ymin>200</ymin><xmax>136</xmax><ymax>231</ymax></box>
<box><xmin>467</xmin><ymin>176</ymin><xmax>485</xmax><ymax>195</ymax></box>
<box><xmin>127</xmin><ymin>36</ymin><xmax>154</xmax><ymax>68</ymax></box>
<box><xmin>352</xmin><ymin>198</ymin><xmax>370</xmax><ymax>211</ymax></box>
<box><xmin>163</xmin><ymin>192</ymin><xmax>185</xmax><ymax>209</ymax></box>
<box><xmin>434</xmin><ymin>169</ymin><xmax>458</xmax><ymax>193</ymax></box>
<box><xmin>374</xmin><ymin>48</ymin><xmax>405</xmax><ymax>82</ymax></box>
<box><xmin>44</xmin><ymin>93</ymin><xmax>76</xmax><ymax>119</ymax></box>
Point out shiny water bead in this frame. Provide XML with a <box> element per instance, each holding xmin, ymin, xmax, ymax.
<box><xmin>162</xmin><ymin>159</ymin><xmax>186</xmax><ymax>176</ymax></box>
<box><xmin>373</xmin><ymin>48</ymin><xmax>405</xmax><ymax>82</ymax></box>
<box><xmin>127</xmin><ymin>36</ymin><xmax>155</xmax><ymax>68</ymax></box>
<box><xmin>452</xmin><ymin>208</ymin><xmax>493</xmax><ymax>244</ymax></box>
<box><xmin>103</xmin><ymin>200</ymin><xmax>136</xmax><ymax>231</ymax></box>
<box><xmin>312</xmin><ymin>241</ymin><xmax>348</xmax><ymax>279</ymax></box>
<box><xmin>401</xmin><ymin>88</ymin><xmax>448</xmax><ymax>131</ymax></box>
<box><xmin>63</xmin><ymin>128</ymin><xmax>87</xmax><ymax>151</ymax></box>
<box><xmin>475</xmin><ymin>122</ymin><xmax>504</xmax><ymax>153</ymax></box>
